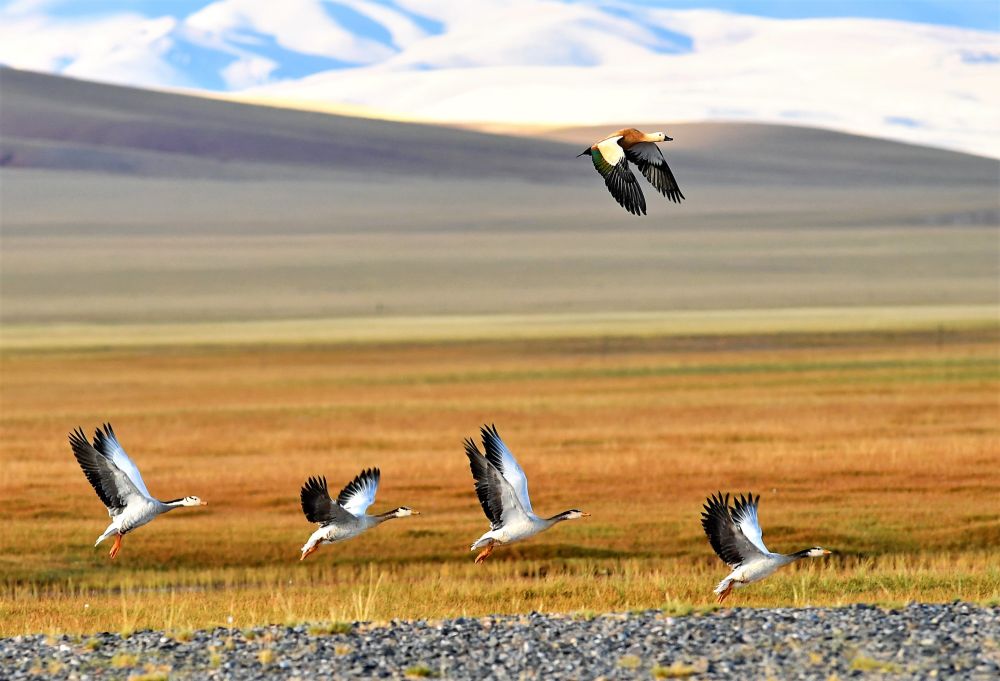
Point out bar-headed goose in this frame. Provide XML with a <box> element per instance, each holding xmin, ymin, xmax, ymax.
<box><xmin>299</xmin><ymin>468</ymin><xmax>418</xmax><ymax>560</ymax></box>
<box><xmin>578</xmin><ymin>127</ymin><xmax>684</xmax><ymax>215</ymax></box>
<box><xmin>701</xmin><ymin>492</ymin><xmax>831</xmax><ymax>602</ymax></box>
<box><xmin>69</xmin><ymin>424</ymin><xmax>205</xmax><ymax>559</ymax></box>
<box><xmin>465</xmin><ymin>424</ymin><xmax>589</xmax><ymax>563</ymax></box>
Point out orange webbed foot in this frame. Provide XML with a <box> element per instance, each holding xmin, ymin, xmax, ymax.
<box><xmin>474</xmin><ymin>542</ymin><xmax>495</xmax><ymax>564</ymax></box>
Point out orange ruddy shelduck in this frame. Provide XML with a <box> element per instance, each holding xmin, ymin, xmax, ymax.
<box><xmin>578</xmin><ymin>128</ymin><xmax>685</xmax><ymax>215</ymax></box>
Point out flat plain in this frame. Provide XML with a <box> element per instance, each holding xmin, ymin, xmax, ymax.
<box><xmin>1</xmin><ymin>327</ymin><xmax>997</xmax><ymax>636</ymax></box>
<box><xmin>0</xmin><ymin>69</ymin><xmax>998</xmax><ymax>640</ymax></box>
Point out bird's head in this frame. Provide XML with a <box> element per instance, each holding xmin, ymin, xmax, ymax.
<box><xmin>182</xmin><ymin>496</ymin><xmax>207</xmax><ymax>507</ymax></box>
<box><xmin>806</xmin><ymin>547</ymin><xmax>831</xmax><ymax>558</ymax></box>
<box><xmin>651</xmin><ymin>131</ymin><xmax>673</xmax><ymax>142</ymax></box>
<box><xmin>557</xmin><ymin>509</ymin><xmax>591</xmax><ymax>521</ymax></box>
<box><xmin>393</xmin><ymin>506</ymin><xmax>419</xmax><ymax>517</ymax></box>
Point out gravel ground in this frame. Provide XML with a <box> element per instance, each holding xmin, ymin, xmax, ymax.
<box><xmin>3</xmin><ymin>602</ymin><xmax>998</xmax><ymax>680</ymax></box>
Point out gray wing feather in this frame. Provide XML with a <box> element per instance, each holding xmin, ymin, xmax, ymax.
<box><xmin>625</xmin><ymin>142</ymin><xmax>684</xmax><ymax>204</ymax></box>
<box><xmin>480</xmin><ymin>424</ymin><xmax>534</xmax><ymax>514</ymax></box>
<box><xmin>701</xmin><ymin>492</ymin><xmax>767</xmax><ymax>568</ymax></box>
<box><xmin>301</xmin><ymin>476</ymin><xmax>355</xmax><ymax>525</ymax></box>
<box><xmin>69</xmin><ymin>427</ymin><xmax>143</xmax><ymax>515</ymax></box>
<box><xmin>93</xmin><ymin>423</ymin><xmax>153</xmax><ymax>500</ymax></box>
<box><xmin>465</xmin><ymin>437</ymin><xmax>529</xmax><ymax>530</ymax></box>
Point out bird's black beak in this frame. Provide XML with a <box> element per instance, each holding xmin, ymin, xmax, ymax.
<box><xmin>664</xmin><ymin>136</ymin><xmax>674</xmax><ymax>142</ymax></box>
<box><xmin>577</xmin><ymin>148</ymin><xmax>591</xmax><ymax>157</ymax></box>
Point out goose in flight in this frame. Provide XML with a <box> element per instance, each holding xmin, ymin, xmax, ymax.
<box><xmin>578</xmin><ymin>128</ymin><xmax>684</xmax><ymax>215</ymax></box>
<box><xmin>299</xmin><ymin>468</ymin><xmax>417</xmax><ymax>560</ymax></box>
<box><xmin>69</xmin><ymin>424</ymin><xmax>205</xmax><ymax>559</ymax></box>
<box><xmin>701</xmin><ymin>492</ymin><xmax>831</xmax><ymax>603</ymax></box>
<box><xmin>465</xmin><ymin>424</ymin><xmax>589</xmax><ymax>563</ymax></box>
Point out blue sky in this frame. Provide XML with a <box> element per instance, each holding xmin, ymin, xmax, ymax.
<box><xmin>2</xmin><ymin>0</ymin><xmax>998</xmax><ymax>31</ymax></box>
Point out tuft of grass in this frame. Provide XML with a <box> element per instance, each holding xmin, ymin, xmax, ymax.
<box><xmin>84</xmin><ymin>637</ymin><xmax>102</xmax><ymax>651</ymax></box>
<box><xmin>849</xmin><ymin>655</ymin><xmax>902</xmax><ymax>673</ymax></box>
<box><xmin>617</xmin><ymin>654</ymin><xmax>642</xmax><ymax>670</ymax></box>
<box><xmin>335</xmin><ymin>644</ymin><xmax>353</xmax><ymax>655</ymax></box>
<box><xmin>207</xmin><ymin>647</ymin><xmax>222</xmax><ymax>669</ymax></box>
<box><xmin>47</xmin><ymin>660</ymin><xmax>64</xmax><ymax>675</ymax></box>
<box><xmin>257</xmin><ymin>649</ymin><xmax>275</xmax><ymax>666</ymax></box>
<box><xmin>307</xmin><ymin>621</ymin><xmax>353</xmax><ymax>635</ymax></box>
<box><xmin>652</xmin><ymin>662</ymin><xmax>699</xmax><ymax>678</ymax></box>
<box><xmin>170</xmin><ymin>628</ymin><xmax>194</xmax><ymax>643</ymax></box>
<box><xmin>111</xmin><ymin>652</ymin><xmax>139</xmax><ymax>669</ymax></box>
<box><xmin>405</xmin><ymin>664</ymin><xmax>437</xmax><ymax>678</ymax></box>
<box><xmin>128</xmin><ymin>665</ymin><xmax>170</xmax><ymax>681</ymax></box>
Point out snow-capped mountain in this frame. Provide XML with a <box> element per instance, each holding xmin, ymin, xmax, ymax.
<box><xmin>1</xmin><ymin>0</ymin><xmax>997</xmax><ymax>156</ymax></box>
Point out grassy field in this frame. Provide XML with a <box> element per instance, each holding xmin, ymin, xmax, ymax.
<box><xmin>0</xmin><ymin>323</ymin><xmax>997</xmax><ymax>636</ymax></box>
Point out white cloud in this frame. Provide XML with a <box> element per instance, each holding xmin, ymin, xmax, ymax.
<box><xmin>220</xmin><ymin>55</ymin><xmax>277</xmax><ymax>89</ymax></box>
<box><xmin>186</xmin><ymin>0</ymin><xmax>394</xmax><ymax>63</ymax></box>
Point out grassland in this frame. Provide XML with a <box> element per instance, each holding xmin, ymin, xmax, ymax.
<box><xmin>0</xmin><ymin>324</ymin><xmax>997</xmax><ymax>636</ymax></box>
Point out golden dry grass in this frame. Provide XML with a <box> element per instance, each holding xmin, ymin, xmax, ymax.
<box><xmin>0</xmin><ymin>328</ymin><xmax>998</xmax><ymax>635</ymax></box>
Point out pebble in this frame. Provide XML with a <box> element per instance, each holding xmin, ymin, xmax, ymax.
<box><xmin>2</xmin><ymin>602</ymin><xmax>997</xmax><ymax>679</ymax></box>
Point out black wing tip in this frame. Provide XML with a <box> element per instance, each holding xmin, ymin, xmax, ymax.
<box><xmin>354</xmin><ymin>467</ymin><xmax>380</xmax><ymax>485</ymax></box>
<box><xmin>464</xmin><ymin>437</ymin><xmax>483</xmax><ymax>459</ymax></box>
<box><xmin>68</xmin><ymin>426</ymin><xmax>90</xmax><ymax>448</ymax></box>
<box><xmin>301</xmin><ymin>474</ymin><xmax>328</xmax><ymax>495</ymax></box>
<box><xmin>336</xmin><ymin>467</ymin><xmax>380</xmax><ymax>507</ymax></box>
<box><xmin>732</xmin><ymin>491</ymin><xmax>760</xmax><ymax>512</ymax></box>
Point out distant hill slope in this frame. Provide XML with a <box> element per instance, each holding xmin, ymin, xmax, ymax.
<box><xmin>2</xmin><ymin>68</ymin><xmax>996</xmax><ymax>189</ymax></box>
<box><xmin>0</xmin><ymin>68</ymin><xmax>571</xmax><ymax>181</ymax></box>
<box><xmin>0</xmin><ymin>70</ymin><xmax>996</xmax><ymax>327</ymax></box>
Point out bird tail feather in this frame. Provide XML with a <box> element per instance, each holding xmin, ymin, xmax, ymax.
<box><xmin>470</xmin><ymin>535</ymin><xmax>494</xmax><ymax>551</ymax></box>
<box><xmin>95</xmin><ymin>525</ymin><xmax>117</xmax><ymax>547</ymax></box>
<box><xmin>713</xmin><ymin>578</ymin><xmax>733</xmax><ymax>595</ymax></box>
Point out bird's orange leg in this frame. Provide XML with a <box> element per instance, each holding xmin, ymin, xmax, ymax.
<box><xmin>109</xmin><ymin>533</ymin><xmax>123</xmax><ymax>560</ymax></box>
<box><xmin>474</xmin><ymin>542</ymin><xmax>495</xmax><ymax>564</ymax></box>
<box><xmin>716</xmin><ymin>581</ymin><xmax>735</xmax><ymax>604</ymax></box>
<box><xmin>300</xmin><ymin>545</ymin><xmax>320</xmax><ymax>561</ymax></box>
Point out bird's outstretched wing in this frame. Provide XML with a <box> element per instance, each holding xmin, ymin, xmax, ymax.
<box><xmin>465</xmin><ymin>438</ymin><xmax>503</xmax><ymax>529</ymax></box>
<box><xmin>337</xmin><ymin>468</ymin><xmax>380</xmax><ymax>518</ymax></box>
<box><xmin>731</xmin><ymin>492</ymin><xmax>770</xmax><ymax>555</ymax></box>
<box><xmin>590</xmin><ymin>136</ymin><xmax>646</xmax><ymax>216</ymax></box>
<box><xmin>625</xmin><ymin>142</ymin><xmax>684</xmax><ymax>204</ymax></box>
<box><xmin>701</xmin><ymin>492</ymin><xmax>768</xmax><ymax>568</ymax></box>
<box><xmin>70</xmin><ymin>427</ymin><xmax>144</xmax><ymax>514</ymax></box>
<box><xmin>465</xmin><ymin>436</ymin><xmax>530</xmax><ymax>530</ymax></box>
<box><xmin>93</xmin><ymin>423</ymin><xmax>153</xmax><ymax>500</ymax></box>
<box><xmin>300</xmin><ymin>475</ymin><xmax>354</xmax><ymax>525</ymax></box>
<box><xmin>479</xmin><ymin>424</ymin><xmax>533</xmax><ymax>514</ymax></box>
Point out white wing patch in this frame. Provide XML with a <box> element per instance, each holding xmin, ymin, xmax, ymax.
<box><xmin>595</xmin><ymin>135</ymin><xmax>624</xmax><ymax>166</ymax></box>
<box><xmin>481</xmin><ymin>426</ymin><xmax>533</xmax><ymax>515</ymax></box>
<box><xmin>341</xmin><ymin>475</ymin><xmax>379</xmax><ymax>518</ymax></box>
<box><xmin>97</xmin><ymin>426</ymin><xmax>153</xmax><ymax>500</ymax></box>
<box><xmin>735</xmin><ymin>502</ymin><xmax>770</xmax><ymax>555</ymax></box>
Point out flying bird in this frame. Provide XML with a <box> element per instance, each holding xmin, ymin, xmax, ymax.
<box><xmin>701</xmin><ymin>492</ymin><xmax>831</xmax><ymax>603</ymax></box>
<box><xmin>299</xmin><ymin>468</ymin><xmax>417</xmax><ymax>560</ymax></box>
<box><xmin>578</xmin><ymin>127</ymin><xmax>684</xmax><ymax>215</ymax></box>
<box><xmin>69</xmin><ymin>424</ymin><xmax>206</xmax><ymax>559</ymax></box>
<box><xmin>465</xmin><ymin>424</ymin><xmax>589</xmax><ymax>563</ymax></box>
